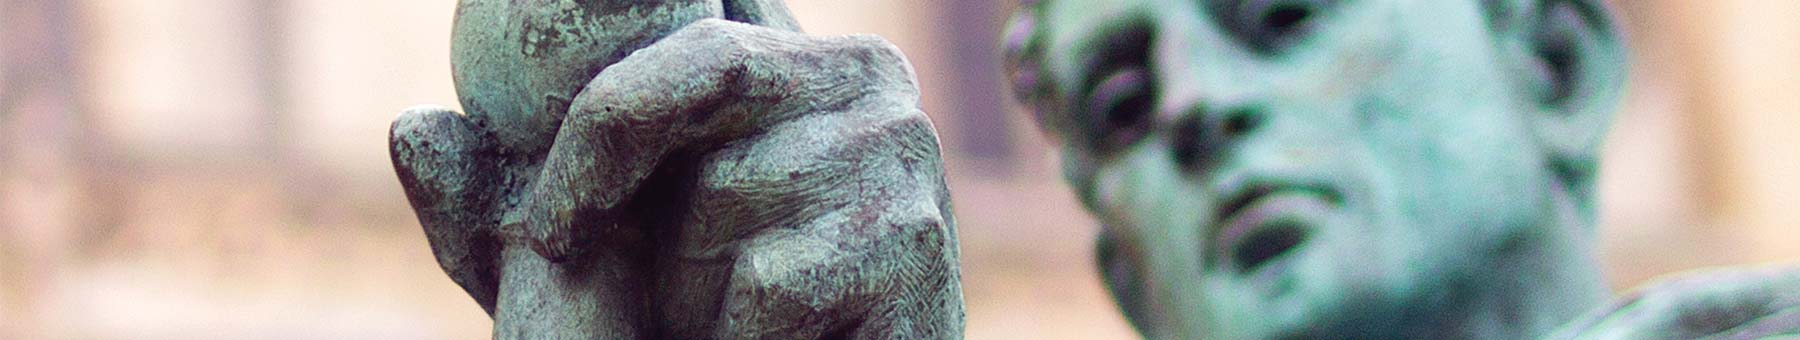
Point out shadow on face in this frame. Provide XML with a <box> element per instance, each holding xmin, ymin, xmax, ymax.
<box><xmin>1006</xmin><ymin>0</ymin><xmax>1626</xmax><ymax>338</ymax></box>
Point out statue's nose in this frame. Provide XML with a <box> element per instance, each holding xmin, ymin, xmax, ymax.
<box><xmin>1168</xmin><ymin>101</ymin><xmax>1268</xmax><ymax>172</ymax></box>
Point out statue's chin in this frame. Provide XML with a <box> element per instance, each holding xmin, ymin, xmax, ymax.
<box><xmin>449</xmin><ymin>0</ymin><xmax>725</xmax><ymax>155</ymax></box>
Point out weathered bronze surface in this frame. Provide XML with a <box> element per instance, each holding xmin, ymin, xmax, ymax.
<box><xmin>391</xmin><ymin>1</ymin><xmax>963</xmax><ymax>338</ymax></box>
<box><xmin>1006</xmin><ymin>0</ymin><xmax>1800</xmax><ymax>338</ymax></box>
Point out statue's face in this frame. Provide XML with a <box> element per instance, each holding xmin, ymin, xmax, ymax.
<box><xmin>451</xmin><ymin>0</ymin><xmax>723</xmax><ymax>154</ymax></box>
<box><xmin>1013</xmin><ymin>0</ymin><xmax>1620</xmax><ymax>337</ymax></box>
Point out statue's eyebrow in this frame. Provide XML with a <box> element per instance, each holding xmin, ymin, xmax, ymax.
<box><xmin>1073</xmin><ymin>18</ymin><xmax>1155</xmax><ymax>101</ymax></box>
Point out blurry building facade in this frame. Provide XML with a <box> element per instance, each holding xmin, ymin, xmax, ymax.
<box><xmin>1</xmin><ymin>0</ymin><xmax>1796</xmax><ymax>338</ymax></box>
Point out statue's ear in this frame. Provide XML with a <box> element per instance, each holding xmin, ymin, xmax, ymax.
<box><xmin>1517</xmin><ymin>0</ymin><xmax>1626</xmax><ymax>203</ymax></box>
<box><xmin>1096</xmin><ymin>229</ymin><xmax>1155</xmax><ymax>337</ymax></box>
<box><xmin>722</xmin><ymin>0</ymin><xmax>802</xmax><ymax>32</ymax></box>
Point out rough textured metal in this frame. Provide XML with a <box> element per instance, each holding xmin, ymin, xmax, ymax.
<box><xmin>391</xmin><ymin>1</ymin><xmax>963</xmax><ymax>338</ymax></box>
<box><xmin>1006</xmin><ymin>0</ymin><xmax>1799</xmax><ymax>339</ymax></box>
<box><xmin>1547</xmin><ymin>266</ymin><xmax>1800</xmax><ymax>340</ymax></box>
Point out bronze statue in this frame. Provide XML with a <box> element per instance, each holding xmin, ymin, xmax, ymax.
<box><xmin>390</xmin><ymin>1</ymin><xmax>962</xmax><ymax>338</ymax></box>
<box><xmin>388</xmin><ymin>0</ymin><xmax>1800</xmax><ymax>338</ymax></box>
<box><xmin>1006</xmin><ymin>0</ymin><xmax>1799</xmax><ymax>338</ymax></box>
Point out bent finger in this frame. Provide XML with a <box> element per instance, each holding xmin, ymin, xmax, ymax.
<box><xmin>507</xmin><ymin>18</ymin><xmax>924</xmax><ymax>261</ymax></box>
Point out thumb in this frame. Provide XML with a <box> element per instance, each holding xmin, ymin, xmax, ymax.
<box><xmin>390</xmin><ymin>105</ymin><xmax>503</xmax><ymax>314</ymax></box>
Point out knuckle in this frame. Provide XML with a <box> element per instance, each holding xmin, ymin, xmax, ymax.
<box><xmin>638</xmin><ymin>18</ymin><xmax>757</xmax><ymax>94</ymax></box>
<box><xmin>902</xmin><ymin>215</ymin><xmax>951</xmax><ymax>248</ymax></box>
<box><xmin>391</xmin><ymin>105</ymin><xmax>472</xmax><ymax>142</ymax></box>
<box><xmin>390</xmin><ymin>108</ymin><xmax>488</xmax><ymax>168</ymax></box>
<box><xmin>842</xmin><ymin>34</ymin><xmax>904</xmax><ymax>61</ymax></box>
<box><xmin>885</xmin><ymin>108</ymin><xmax>936</xmax><ymax>133</ymax></box>
<box><xmin>907</xmin><ymin>209</ymin><xmax>953</xmax><ymax>243</ymax></box>
<box><xmin>684</xmin><ymin>18</ymin><xmax>739</xmax><ymax>36</ymax></box>
<box><xmin>855</xmin><ymin>108</ymin><xmax>944</xmax><ymax>159</ymax></box>
<box><xmin>389</xmin><ymin>106</ymin><xmax>492</xmax><ymax>201</ymax></box>
<box><xmin>840</xmin><ymin>35</ymin><xmax>916</xmax><ymax>85</ymax></box>
<box><xmin>843</xmin><ymin>108</ymin><xmax>931</xmax><ymax>140</ymax></box>
<box><xmin>677</xmin><ymin>18</ymin><xmax>755</xmax><ymax>56</ymax></box>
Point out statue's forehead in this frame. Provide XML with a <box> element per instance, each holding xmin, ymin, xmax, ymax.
<box><xmin>1035</xmin><ymin>0</ymin><xmax>1147</xmax><ymax>92</ymax></box>
<box><xmin>1031</xmin><ymin>0</ymin><xmax>1433</xmax><ymax>78</ymax></box>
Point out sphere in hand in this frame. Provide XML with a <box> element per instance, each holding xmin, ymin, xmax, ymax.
<box><xmin>450</xmin><ymin>0</ymin><xmax>723</xmax><ymax>155</ymax></box>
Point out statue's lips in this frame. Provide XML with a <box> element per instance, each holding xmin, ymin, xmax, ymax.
<box><xmin>1212</xmin><ymin>185</ymin><xmax>1339</xmax><ymax>277</ymax></box>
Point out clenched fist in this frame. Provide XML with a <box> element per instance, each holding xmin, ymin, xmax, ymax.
<box><xmin>389</xmin><ymin>1</ymin><xmax>964</xmax><ymax>338</ymax></box>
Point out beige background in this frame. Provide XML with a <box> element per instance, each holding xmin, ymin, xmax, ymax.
<box><xmin>1</xmin><ymin>0</ymin><xmax>1796</xmax><ymax>338</ymax></box>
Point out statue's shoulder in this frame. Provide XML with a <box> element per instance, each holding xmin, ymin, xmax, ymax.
<box><xmin>1547</xmin><ymin>264</ymin><xmax>1800</xmax><ymax>340</ymax></box>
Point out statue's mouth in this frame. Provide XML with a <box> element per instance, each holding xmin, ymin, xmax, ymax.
<box><xmin>1213</xmin><ymin>184</ymin><xmax>1339</xmax><ymax>279</ymax></box>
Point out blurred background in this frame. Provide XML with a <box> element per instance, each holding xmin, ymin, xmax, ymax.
<box><xmin>1</xmin><ymin>0</ymin><xmax>1796</xmax><ymax>338</ymax></box>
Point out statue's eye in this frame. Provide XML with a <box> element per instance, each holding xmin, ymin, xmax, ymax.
<box><xmin>1086</xmin><ymin>67</ymin><xmax>1157</xmax><ymax>151</ymax></box>
<box><xmin>1531</xmin><ymin>3</ymin><xmax>1583</xmax><ymax>106</ymax></box>
<box><xmin>1076</xmin><ymin>19</ymin><xmax>1156</xmax><ymax>153</ymax></box>
<box><xmin>1225</xmin><ymin>0</ymin><xmax>1331</xmax><ymax>54</ymax></box>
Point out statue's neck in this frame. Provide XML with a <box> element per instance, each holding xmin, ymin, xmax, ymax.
<box><xmin>1422</xmin><ymin>180</ymin><xmax>1609</xmax><ymax>339</ymax></box>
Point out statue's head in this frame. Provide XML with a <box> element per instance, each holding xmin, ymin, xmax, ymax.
<box><xmin>1006</xmin><ymin>0</ymin><xmax>1626</xmax><ymax>337</ymax></box>
<box><xmin>449</xmin><ymin>0</ymin><xmax>799</xmax><ymax>155</ymax></box>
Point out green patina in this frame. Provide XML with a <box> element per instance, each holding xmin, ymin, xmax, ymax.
<box><xmin>1007</xmin><ymin>0</ymin><xmax>1799</xmax><ymax>339</ymax></box>
<box><xmin>392</xmin><ymin>1</ymin><xmax>963</xmax><ymax>339</ymax></box>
